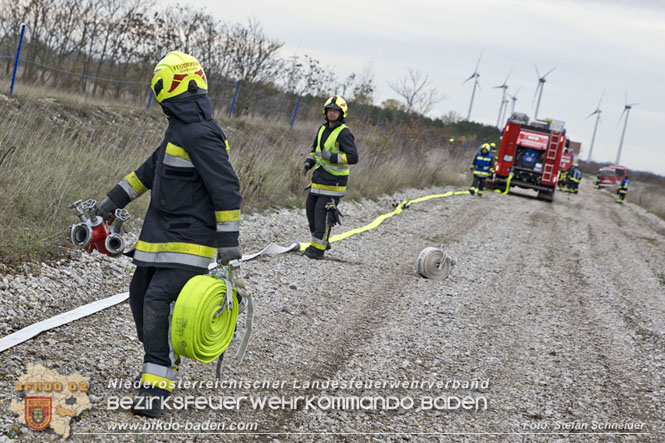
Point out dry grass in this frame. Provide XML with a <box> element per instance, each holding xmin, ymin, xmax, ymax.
<box><xmin>0</xmin><ymin>88</ymin><xmax>471</xmax><ymax>263</ymax></box>
<box><xmin>2</xmin><ymin>85</ymin><xmax>662</xmax><ymax>264</ymax></box>
<box><xmin>630</xmin><ymin>182</ymin><xmax>665</xmax><ymax>220</ymax></box>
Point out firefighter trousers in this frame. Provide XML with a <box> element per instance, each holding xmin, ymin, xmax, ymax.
<box><xmin>129</xmin><ymin>266</ymin><xmax>204</xmax><ymax>369</ymax></box>
<box><xmin>470</xmin><ymin>175</ymin><xmax>487</xmax><ymax>195</ymax></box>
<box><xmin>305</xmin><ymin>192</ymin><xmax>340</xmax><ymax>255</ymax></box>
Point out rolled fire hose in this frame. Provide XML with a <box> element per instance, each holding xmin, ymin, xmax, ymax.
<box><xmin>416</xmin><ymin>246</ymin><xmax>457</xmax><ymax>279</ymax></box>
<box><xmin>171</xmin><ymin>273</ymin><xmax>248</xmax><ymax>364</ymax></box>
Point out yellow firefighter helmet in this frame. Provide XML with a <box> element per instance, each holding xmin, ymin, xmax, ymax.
<box><xmin>151</xmin><ymin>51</ymin><xmax>207</xmax><ymax>103</ymax></box>
<box><xmin>323</xmin><ymin>96</ymin><xmax>348</xmax><ymax>119</ymax></box>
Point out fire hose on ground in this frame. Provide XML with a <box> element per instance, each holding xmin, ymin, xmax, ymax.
<box><xmin>0</xmin><ymin>189</ymin><xmax>472</xmax><ymax>356</ymax></box>
<box><xmin>416</xmin><ymin>246</ymin><xmax>457</xmax><ymax>280</ymax></box>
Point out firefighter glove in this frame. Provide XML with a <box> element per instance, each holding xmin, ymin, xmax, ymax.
<box><xmin>95</xmin><ymin>197</ymin><xmax>118</xmax><ymax>222</ymax></box>
<box><xmin>302</xmin><ymin>159</ymin><xmax>314</xmax><ymax>175</ymax></box>
<box><xmin>217</xmin><ymin>246</ymin><xmax>242</xmax><ymax>266</ymax></box>
<box><xmin>325</xmin><ymin>200</ymin><xmax>342</xmax><ymax>227</ymax></box>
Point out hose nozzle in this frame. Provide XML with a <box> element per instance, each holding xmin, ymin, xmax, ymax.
<box><xmin>70</xmin><ymin>223</ymin><xmax>93</xmax><ymax>247</ymax></box>
<box><xmin>104</xmin><ymin>233</ymin><xmax>126</xmax><ymax>257</ymax></box>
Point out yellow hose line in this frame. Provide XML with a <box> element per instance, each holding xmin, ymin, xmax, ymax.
<box><xmin>493</xmin><ymin>173</ymin><xmax>514</xmax><ymax>194</ymax></box>
<box><xmin>171</xmin><ymin>274</ymin><xmax>238</xmax><ymax>363</ymax></box>
<box><xmin>299</xmin><ymin>190</ymin><xmax>470</xmax><ymax>251</ymax></box>
<box><xmin>503</xmin><ymin>173</ymin><xmax>513</xmax><ymax>194</ymax></box>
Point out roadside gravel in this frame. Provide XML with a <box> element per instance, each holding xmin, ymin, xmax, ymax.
<box><xmin>1</xmin><ymin>181</ymin><xmax>664</xmax><ymax>442</ymax></box>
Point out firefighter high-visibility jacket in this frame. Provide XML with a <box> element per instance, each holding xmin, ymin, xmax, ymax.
<box><xmin>304</xmin><ymin>122</ymin><xmax>358</xmax><ymax>197</ymax></box>
<box><xmin>106</xmin><ymin>94</ymin><xmax>242</xmax><ymax>271</ymax></box>
<box><xmin>471</xmin><ymin>150</ymin><xmax>493</xmax><ymax>177</ymax></box>
<box><xmin>618</xmin><ymin>178</ymin><xmax>630</xmax><ymax>194</ymax></box>
<box><xmin>568</xmin><ymin>168</ymin><xmax>581</xmax><ymax>183</ymax></box>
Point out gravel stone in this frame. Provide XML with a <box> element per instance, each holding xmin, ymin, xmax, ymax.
<box><xmin>1</xmin><ymin>182</ymin><xmax>664</xmax><ymax>442</ymax></box>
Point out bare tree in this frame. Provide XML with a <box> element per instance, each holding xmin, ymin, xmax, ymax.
<box><xmin>441</xmin><ymin>110</ymin><xmax>462</xmax><ymax>124</ymax></box>
<box><xmin>350</xmin><ymin>61</ymin><xmax>375</xmax><ymax>104</ymax></box>
<box><xmin>280</xmin><ymin>54</ymin><xmax>334</xmax><ymax>96</ymax></box>
<box><xmin>224</xmin><ymin>17</ymin><xmax>282</xmax><ymax>83</ymax></box>
<box><xmin>332</xmin><ymin>62</ymin><xmax>374</xmax><ymax>104</ymax></box>
<box><xmin>381</xmin><ymin>98</ymin><xmax>405</xmax><ymax>111</ymax></box>
<box><xmin>388</xmin><ymin>68</ymin><xmax>444</xmax><ymax>115</ymax></box>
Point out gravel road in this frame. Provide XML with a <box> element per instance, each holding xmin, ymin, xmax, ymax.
<box><xmin>1</xmin><ymin>180</ymin><xmax>664</xmax><ymax>442</ymax></box>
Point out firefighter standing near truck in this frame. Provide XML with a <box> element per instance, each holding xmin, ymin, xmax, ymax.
<box><xmin>565</xmin><ymin>164</ymin><xmax>582</xmax><ymax>193</ymax></box>
<box><xmin>469</xmin><ymin>143</ymin><xmax>493</xmax><ymax>196</ymax></box>
<box><xmin>94</xmin><ymin>51</ymin><xmax>242</xmax><ymax>417</ymax></box>
<box><xmin>301</xmin><ymin>96</ymin><xmax>359</xmax><ymax>259</ymax></box>
<box><xmin>616</xmin><ymin>175</ymin><xmax>630</xmax><ymax>203</ymax></box>
<box><xmin>594</xmin><ymin>171</ymin><xmax>602</xmax><ymax>189</ymax></box>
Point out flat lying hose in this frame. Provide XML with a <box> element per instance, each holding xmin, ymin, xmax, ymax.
<box><xmin>416</xmin><ymin>247</ymin><xmax>457</xmax><ymax>279</ymax></box>
<box><xmin>171</xmin><ymin>275</ymin><xmax>239</xmax><ymax>363</ymax></box>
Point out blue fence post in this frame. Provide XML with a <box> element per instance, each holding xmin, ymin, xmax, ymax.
<box><xmin>289</xmin><ymin>96</ymin><xmax>301</xmax><ymax>130</ymax></box>
<box><xmin>228</xmin><ymin>80</ymin><xmax>241</xmax><ymax>118</ymax></box>
<box><xmin>146</xmin><ymin>89</ymin><xmax>153</xmax><ymax>109</ymax></box>
<box><xmin>10</xmin><ymin>24</ymin><xmax>26</xmax><ymax>96</ymax></box>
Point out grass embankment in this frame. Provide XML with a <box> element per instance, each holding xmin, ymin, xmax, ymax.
<box><xmin>0</xmin><ymin>91</ymin><xmax>469</xmax><ymax>264</ymax></box>
<box><xmin>624</xmin><ymin>184</ymin><xmax>665</xmax><ymax>219</ymax></box>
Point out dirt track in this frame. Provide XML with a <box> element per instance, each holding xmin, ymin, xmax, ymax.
<box><xmin>1</xmin><ymin>179</ymin><xmax>664</xmax><ymax>442</ymax></box>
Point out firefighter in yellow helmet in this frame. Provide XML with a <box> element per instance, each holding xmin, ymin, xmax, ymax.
<box><xmin>469</xmin><ymin>143</ymin><xmax>492</xmax><ymax>196</ymax></box>
<box><xmin>301</xmin><ymin>96</ymin><xmax>359</xmax><ymax>259</ymax></box>
<box><xmin>94</xmin><ymin>51</ymin><xmax>242</xmax><ymax>417</ymax></box>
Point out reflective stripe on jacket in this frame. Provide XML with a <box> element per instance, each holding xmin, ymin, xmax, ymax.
<box><xmin>107</xmin><ymin>94</ymin><xmax>242</xmax><ymax>271</ymax></box>
<box><xmin>472</xmin><ymin>151</ymin><xmax>493</xmax><ymax>177</ymax></box>
<box><xmin>619</xmin><ymin>179</ymin><xmax>630</xmax><ymax>193</ymax></box>
<box><xmin>307</xmin><ymin>122</ymin><xmax>358</xmax><ymax>198</ymax></box>
<box><xmin>569</xmin><ymin>168</ymin><xmax>581</xmax><ymax>183</ymax></box>
<box><xmin>315</xmin><ymin>124</ymin><xmax>349</xmax><ymax>176</ymax></box>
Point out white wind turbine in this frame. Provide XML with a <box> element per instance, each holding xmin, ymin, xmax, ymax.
<box><xmin>616</xmin><ymin>92</ymin><xmax>639</xmax><ymax>165</ymax></box>
<box><xmin>533</xmin><ymin>65</ymin><xmax>555</xmax><ymax>119</ymax></box>
<box><xmin>586</xmin><ymin>92</ymin><xmax>604</xmax><ymax>162</ymax></box>
<box><xmin>494</xmin><ymin>67</ymin><xmax>513</xmax><ymax>128</ymax></box>
<box><xmin>463</xmin><ymin>51</ymin><xmax>483</xmax><ymax>121</ymax></box>
<box><xmin>509</xmin><ymin>86</ymin><xmax>522</xmax><ymax>117</ymax></box>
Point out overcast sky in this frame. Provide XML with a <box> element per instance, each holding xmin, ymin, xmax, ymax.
<box><xmin>171</xmin><ymin>0</ymin><xmax>665</xmax><ymax>176</ymax></box>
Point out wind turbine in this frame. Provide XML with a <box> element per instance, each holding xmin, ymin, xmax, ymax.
<box><xmin>616</xmin><ymin>92</ymin><xmax>638</xmax><ymax>165</ymax></box>
<box><xmin>509</xmin><ymin>86</ymin><xmax>522</xmax><ymax>117</ymax></box>
<box><xmin>499</xmin><ymin>95</ymin><xmax>510</xmax><ymax>127</ymax></box>
<box><xmin>463</xmin><ymin>51</ymin><xmax>483</xmax><ymax>121</ymax></box>
<box><xmin>586</xmin><ymin>92</ymin><xmax>604</xmax><ymax>162</ymax></box>
<box><xmin>494</xmin><ymin>67</ymin><xmax>513</xmax><ymax>128</ymax></box>
<box><xmin>533</xmin><ymin>65</ymin><xmax>555</xmax><ymax>119</ymax></box>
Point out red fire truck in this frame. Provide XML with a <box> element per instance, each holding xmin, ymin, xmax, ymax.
<box><xmin>595</xmin><ymin>164</ymin><xmax>627</xmax><ymax>188</ymax></box>
<box><xmin>489</xmin><ymin>113</ymin><xmax>566</xmax><ymax>202</ymax></box>
<box><xmin>560</xmin><ymin>145</ymin><xmax>574</xmax><ymax>172</ymax></box>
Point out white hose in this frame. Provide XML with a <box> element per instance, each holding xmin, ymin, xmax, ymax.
<box><xmin>416</xmin><ymin>247</ymin><xmax>457</xmax><ymax>279</ymax></box>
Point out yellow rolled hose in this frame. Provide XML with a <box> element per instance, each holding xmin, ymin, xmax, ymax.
<box><xmin>171</xmin><ymin>274</ymin><xmax>238</xmax><ymax>363</ymax></box>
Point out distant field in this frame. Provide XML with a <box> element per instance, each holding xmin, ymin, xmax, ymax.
<box><xmin>0</xmin><ymin>90</ymin><xmax>468</xmax><ymax>263</ymax></box>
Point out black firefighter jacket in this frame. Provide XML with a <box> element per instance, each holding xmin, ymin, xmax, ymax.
<box><xmin>107</xmin><ymin>93</ymin><xmax>242</xmax><ymax>271</ymax></box>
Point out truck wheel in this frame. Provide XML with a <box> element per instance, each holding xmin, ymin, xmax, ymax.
<box><xmin>538</xmin><ymin>190</ymin><xmax>554</xmax><ymax>202</ymax></box>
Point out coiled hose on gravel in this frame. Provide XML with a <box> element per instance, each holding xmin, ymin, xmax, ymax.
<box><xmin>416</xmin><ymin>247</ymin><xmax>457</xmax><ymax>279</ymax></box>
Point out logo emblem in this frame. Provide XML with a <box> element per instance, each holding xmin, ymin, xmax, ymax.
<box><xmin>25</xmin><ymin>397</ymin><xmax>52</xmax><ymax>431</ymax></box>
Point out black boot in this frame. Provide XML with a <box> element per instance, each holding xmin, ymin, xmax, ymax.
<box><xmin>302</xmin><ymin>247</ymin><xmax>324</xmax><ymax>260</ymax></box>
<box><xmin>131</xmin><ymin>386</ymin><xmax>170</xmax><ymax>418</ymax></box>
